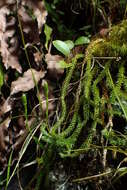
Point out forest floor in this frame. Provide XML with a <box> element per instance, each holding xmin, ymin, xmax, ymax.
<box><xmin>0</xmin><ymin>0</ymin><xmax>127</xmax><ymax>190</ymax></box>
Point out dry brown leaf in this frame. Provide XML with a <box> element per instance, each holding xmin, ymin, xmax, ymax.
<box><xmin>0</xmin><ymin>0</ymin><xmax>47</xmax><ymax>72</ymax></box>
<box><xmin>0</xmin><ymin>117</ymin><xmax>11</xmax><ymax>152</ymax></box>
<box><xmin>0</xmin><ymin>116</ymin><xmax>34</xmax><ymax>174</ymax></box>
<box><xmin>34</xmin><ymin>51</ymin><xmax>43</xmax><ymax>65</ymax></box>
<box><xmin>0</xmin><ymin>0</ymin><xmax>15</xmax><ymax>8</ymax></box>
<box><xmin>45</xmin><ymin>53</ymin><xmax>64</xmax><ymax>79</ymax></box>
<box><xmin>22</xmin><ymin>0</ymin><xmax>47</xmax><ymax>33</ymax></box>
<box><xmin>11</xmin><ymin>69</ymin><xmax>46</xmax><ymax>94</ymax></box>
<box><xmin>0</xmin><ymin>97</ymin><xmax>12</xmax><ymax>116</ymax></box>
<box><xmin>13</xmin><ymin>117</ymin><xmax>35</xmax><ymax>151</ymax></box>
<box><xmin>0</xmin><ymin>6</ymin><xmax>22</xmax><ymax>72</ymax></box>
<box><xmin>0</xmin><ymin>117</ymin><xmax>11</xmax><ymax>174</ymax></box>
<box><xmin>18</xmin><ymin>5</ymin><xmax>40</xmax><ymax>43</ymax></box>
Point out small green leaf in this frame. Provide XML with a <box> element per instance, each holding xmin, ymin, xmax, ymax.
<box><xmin>44</xmin><ymin>24</ymin><xmax>53</xmax><ymax>50</ymax></box>
<box><xmin>64</xmin><ymin>40</ymin><xmax>74</xmax><ymax>50</ymax></box>
<box><xmin>53</xmin><ymin>40</ymin><xmax>70</xmax><ymax>56</ymax></box>
<box><xmin>75</xmin><ymin>36</ymin><xmax>90</xmax><ymax>45</ymax></box>
<box><xmin>58</xmin><ymin>60</ymin><xmax>72</xmax><ymax>68</ymax></box>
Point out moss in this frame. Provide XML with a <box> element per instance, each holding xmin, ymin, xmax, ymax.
<box><xmin>86</xmin><ymin>20</ymin><xmax>127</xmax><ymax>60</ymax></box>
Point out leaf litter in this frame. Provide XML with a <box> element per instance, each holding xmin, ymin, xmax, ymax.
<box><xmin>0</xmin><ymin>0</ymin><xmax>65</xmax><ymax>177</ymax></box>
<box><xmin>45</xmin><ymin>53</ymin><xmax>64</xmax><ymax>79</ymax></box>
<box><xmin>11</xmin><ymin>68</ymin><xmax>46</xmax><ymax>94</ymax></box>
<box><xmin>0</xmin><ymin>5</ymin><xmax>22</xmax><ymax>72</ymax></box>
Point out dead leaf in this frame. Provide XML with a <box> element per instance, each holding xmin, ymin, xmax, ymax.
<box><xmin>0</xmin><ymin>6</ymin><xmax>22</xmax><ymax>72</ymax></box>
<box><xmin>0</xmin><ymin>117</ymin><xmax>11</xmax><ymax>153</ymax></box>
<box><xmin>22</xmin><ymin>0</ymin><xmax>47</xmax><ymax>33</ymax></box>
<box><xmin>18</xmin><ymin>5</ymin><xmax>40</xmax><ymax>44</ymax></box>
<box><xmin>0</xmin><ymin>0</ymin><xmax>15</xmax><ymax>8</ymax></box>
<box><xmin>45</xmin><ymin>53</ymin><xmax>64</xmax><ymax>79</ymax></box>
<box><xmin>0</xmin><ymin>1</ymin><xmax>47</xmax><ymax>72</ymax></box>
<box><xmin>34</xmin><ymin>51</ymin><xmax>43</xmax><ymax>65</ymax></box>
<box><xmin>0</xmin><ymin>116</ymin><xmax>30</xmax><ymax>174</ymax></box>
<box><xmin>11</xmin><ymin>69</ymin><xmax>46</xmax><ymax>94</ymax></box>
<box><xmin>0</xmin><ymin>97</ymin><xmax>12</xmax><ymax>116</ymax></box>
<box><xmin>13</xmin><ymin>117</ymin><xmax>35</xmax><ymax>151</ymax></box>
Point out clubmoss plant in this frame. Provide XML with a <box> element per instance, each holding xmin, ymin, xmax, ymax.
<box><xmin>40</xmin><ymin>19</ymin><xmax>127</xmax><ymax>159</ymax></box>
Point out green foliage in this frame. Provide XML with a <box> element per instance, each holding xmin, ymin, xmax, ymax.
<box><xmin>53</xmin><ymin>36</ymin><xmax>90</xmax><ymax>56</ymax></box>
<box><xmin>51</xmin><ymin>54</ymin><xmax>84</xmax><ymax>134</ymax></box>
<box><xmin>102</xmin><ymin>128</ymin><xmax>127</xmax><ymax>148</ymax></box>
<box><xmin>40</xmin><ymin>19</ymin><xmax>127</xmax><ymax>160</ymax></box>
<box><xmin>1</xmin><ymin>1</ymin><xmax>127</xmax><ymax>189</ymax></box>
<box><xmin>120</xmin><ymin>0</ymin><xmax>127</xmax><ymax>8</ymax></box>
<box><xmin>53</xmin><ymin>40</ymin><xmax>71</xmax><ymax>56</ymax></box>
<box><xmin>58</xmin><ymin>60</ymin><xmax>73</xmax><ymax>68</ymax></box>
<box><xmin>18</xmin><ymin>19</ymin><xmax>127</xmax><ymax>189</ymax></box>
<box><xmin>44</xmin><ymin>24</ymin><xmax>53</xmax><ymax>50</ymax></box>
<box><xmin>64</xmin><ymin>40</ymin><xmax>74</xmax><ymax>50</ymax></box>
<box><xmin>75</xmin><ymin>36</ymin><xmax>90</xmax><ymax>45</ymax></box>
